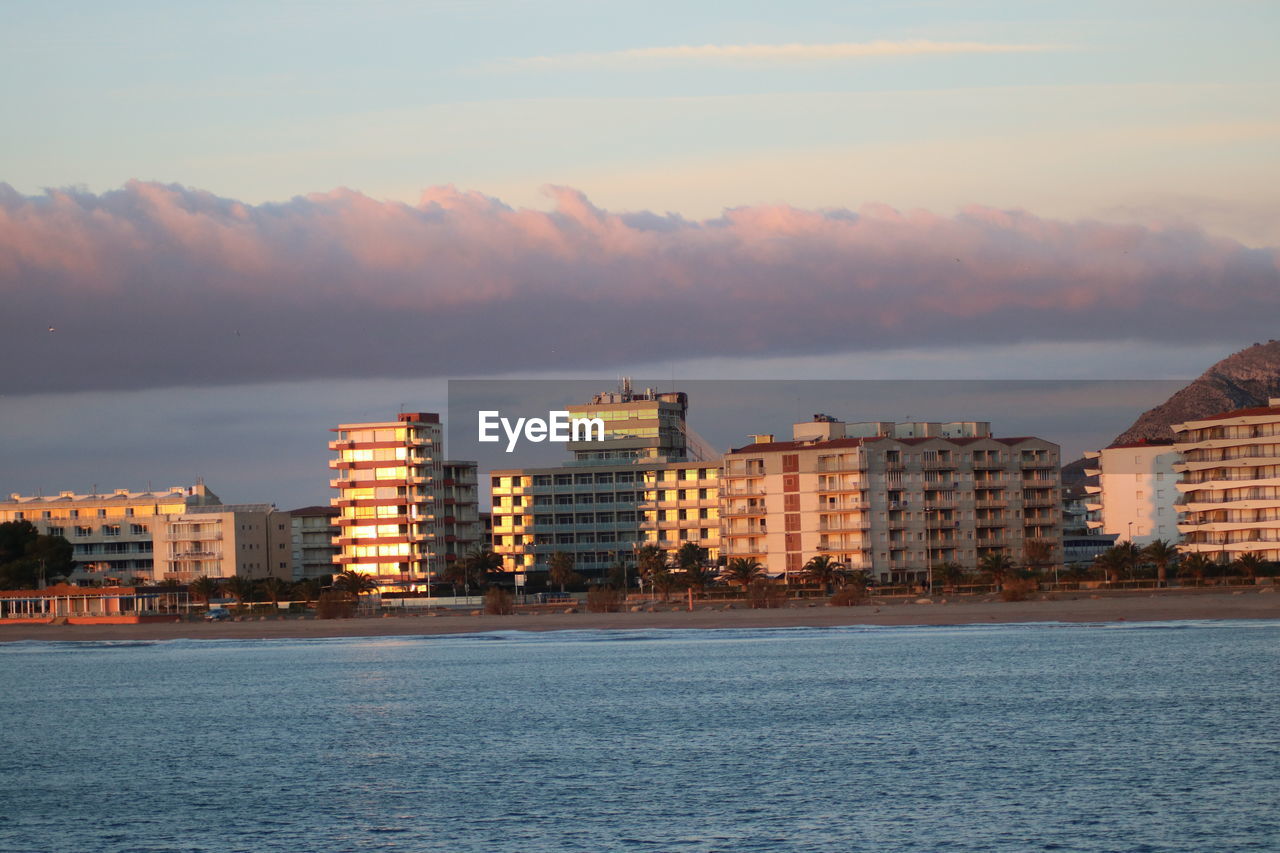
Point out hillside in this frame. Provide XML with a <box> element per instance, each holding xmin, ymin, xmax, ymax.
<box><xmin>1110</xmin><ymin>340</ymin><xmax>1280</xmax><ymax>446</ymax></box>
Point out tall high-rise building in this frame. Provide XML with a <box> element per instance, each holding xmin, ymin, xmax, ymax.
<box><xmin>441</xmin><ymin>461</ymin><xmax>484</xmax><ymax>568</ymax></box>
<box><xmin>287</xmin><ymin>505</ymin><xmax>340</xmax><ymax>580</ymax></box>
<box><xmin>1174</xmin><ymin>398</ymin><xmax>1280</xmax><ymax>563</ymax></box>
<box><xmin>329</xmin><ymin>413</ymin><xmax>443</xmax><ymax>587</ymax></box>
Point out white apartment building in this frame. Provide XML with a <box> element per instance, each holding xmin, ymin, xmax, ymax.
<box><xmin>1174</xmin><ymin>398</ymin><xmax>1280</xmax><ymax>562</ymax></box>
<box><xmin>1082</xmin><ymin>441</ymin><xmax>1181</xmax><ymax>545</ymax></box>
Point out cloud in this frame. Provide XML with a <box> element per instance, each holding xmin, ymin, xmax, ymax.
<box><xmin>499</xmin><ymin>40</ymin><xmax>1057</xmax><ymax>69</ymax></box>
<box><xmin>0</xmin><ymin>180</ymin><xmax>1276</xmax><ymax>394</ymax></box>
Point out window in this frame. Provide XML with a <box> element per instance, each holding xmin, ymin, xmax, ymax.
<box><xmin>103</xmin><ymin>524</ymin><xmax>121</xmax><ymax>536</ymax></box>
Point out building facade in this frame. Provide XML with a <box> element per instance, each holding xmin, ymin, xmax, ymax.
<box><xmin>0</xmin><ymin>484</ymin><xmax>221</xmax><ymax>582</ymax></box>
<box><xmin>329</xmin><ymin>413</ymin><xmax>443</xmax><ymax>587</ymax></box>
<box><xmin>287</xmin><ymin>505</ymin><xmax>340</xmax><ymax>580</ymax></box>
<box><xmin>720</xmin><ymin>417</ymin><xmax>1062</xmax><ymax>584</ymax></box>
<box><xmin>1173</xmin><ymin>398</ymin><xmax>1280</xmax><ymax>562</ymax></box>
<box><xmin>150</xmin><ymin>504</ymin><xmax>293</xmax><ymax>582</ymax></box>
<box><xmin>1082</xmin><ymin>441</ymin><xmax>1180</xmax><ymax>545</ymax></box>
<box><xmin>491</xmin><ymin>384</ymin><xmax>710</xmax><ymax>579</ymax></box>
<box><xmin>441</xmin><ymin>461</ymin><xmax>484</xmax><ymax>568</ymax></box>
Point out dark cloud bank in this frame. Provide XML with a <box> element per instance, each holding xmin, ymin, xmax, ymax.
<box><xmin>1</xmin><ymin>181</ymin><xmax>1276</xmax><ymax>394</ymax></box>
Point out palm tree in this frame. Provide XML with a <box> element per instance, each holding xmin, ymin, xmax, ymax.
<box><xmin>222</xmin><ymin>575</ymin><xmax>256</xmax><ymax>607</ymax></box>
<box><xmin>650</xmin><ymin>563</ymin><xmax>678</xmax><ymax>601</ymax></box>
<box><xmin>721</xmin><ymin>557</ymin><xmax>767</xmax><ymax>590</ymax></box>
<box><xmin>1179</xmin><ymin>552</ymin><xmax>1215</xmax><ymax>585</ymax></box>
<box><xmin>1142</xmin><ymin>539</ymin><xmax>1179</xmax><ymax>587</ymax></box>
<box><xmin>292</xmin><ymin>577</ymin><xmax>323</xmax><ymax>603</ymax></box>
<box><xmin>258</xmin><ymin>576</ymin><xmax>290</xmax><ymax>607</ymax></box>
<box><xmin>188</xmin><ymin>576</ymin><xmax>219</xmax><ymax>605</ymax></box>
<box><xmin>1093</xmin><ymin>547</ymin><xmax>1129</xmax><ymax>585</ymax></box>
<box><xmin>802</xmin><ymin>554</ymin><xmax>848</xmax><ymax>593</ymax></box>
<box><xmin>1232</xmin><ymin>551</ymin><xmax>1265</xmax><ymax>581</ymax></box>
<box><xmin>1114</xmin><ymin>540</ymin><xmax>1142</xmax><ymax>580</ymax></box>
<box><xmin>464</xmin><ymin>548</ymin><xmax>503</xmax><ymax>591</ymax></box>
<box><xmin>676</xmin><ymin>543</ymin><xmax>715</xmax><ymax>591</ymax></box>
<box><xmin>333</xmin><ymin>570</ymin><xmax>379</xmax><ymax>601</ymax></box>
<box><xmin>548</xmin><ymin>551</ymin><xmax>579</xmax><ymax>593</ymax></box>
<box><xmin>978</xmin><ymin>552</ymin><xmax>1014</xmax><ymax>590</ymax></box>
<box><xmin>933</xmin><ymin>561</ymin><xmax>965</xmax><ymax>589</ymax></box>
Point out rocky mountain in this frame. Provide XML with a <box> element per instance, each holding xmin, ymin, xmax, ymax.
<box><xmin>1110</xmin><ymin>340</ymin><xmax>1280</xmax><ymax>446</ymax></box>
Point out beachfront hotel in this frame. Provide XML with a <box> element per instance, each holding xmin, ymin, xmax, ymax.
<box><xmin>491</xmin><ymin>382</ymin><xmax>718</xmax><ymax>579</ymax></box>
<box><xmin>1173</xmin><ymin>398</ymin><xmax>1280</xmax><ymax>562</ymax></box>
<box><xmin>1082</xmin><ymin>441</ymin><xmax>1181</xmax><ymax>546</ymax></box>
<box><xmin>720</xmin><ymin>416</ymin><xmax>1063</xmax><ymax>584</ymax></box>
<box><xmin>0</xmin><ymin>483</ymin><xmax>222</xmax><ymax>582</ymax></box>
<box><xmin>329</xmin><ymin>413</ymin><xmax>445</xmax><ymax>587</ymax></box>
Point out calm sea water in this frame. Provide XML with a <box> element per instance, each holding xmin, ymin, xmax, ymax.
<box><xmin>1</xmin><ymin>621</ymin><xmax>1277</xmax><ymax>853</ymax></box>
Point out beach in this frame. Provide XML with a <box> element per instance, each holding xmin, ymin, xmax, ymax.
<box><xmin>1</xmin><ymin>587</ymin><xmax>1275</xmax><ymax>642</ymax></box>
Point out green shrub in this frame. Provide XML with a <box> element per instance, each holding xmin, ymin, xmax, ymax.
<box><xmin>315</xmin><ymin>591</ymin><xmax>355</xmax><ymax>619</ymax></box>
<box><xmin>829</xmin><ymin>584</ymin><xmax>869</xmax><ymax>606</ymax></box>
<box><xmin>747</xmin><ymin>579</ymin><xmax>786</xmax><ymax>609</ymax></box>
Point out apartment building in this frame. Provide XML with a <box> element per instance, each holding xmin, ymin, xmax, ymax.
<box><xmin>329</xmin><ymin>412</ymin><xmax>443</xmax><ymax>588</ymax></box>
<box><xmin>721</xmin><ymin>416</ymin><xmax>1062</xmax><ymax>584</ymax></box>
<box><xmin>638</xmin><ymin>462</ymin><xmax>721</xmax><ymax>563</ymax></box>
<box><xmin>1173</xmin><ymin>398</ymin><xmax>1280</xmax><ymax>562</ymax></box>
<box><xmin>151</xmin><ymin>504</ymin><xmax>292</xmax><ymax>582</ymax></box>
<box><xmin>441</xmin><ymin>461</ymin><xmax>484</xmax><ymax>567</ymax></box>
<box><xmin>491</xmin><ymin>383</ymin><xmax>710</xmax><ymax>579</ymax></box>
<box><xmin>287</xmin><ymin>505</ymin><xmax>340</xmax><ymax>580</ymax></box>
<box><xmin>1082</xmin><ymin>440</ymin><xmax>1180</xmax><ymax>545</ymax></box>
<box><xmin>0</xmin><ymin>484</ymin><xmax>221</xmax><ymax>581</ymax></box>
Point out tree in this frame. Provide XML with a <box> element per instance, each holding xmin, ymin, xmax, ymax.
<box><xmin>333</xmin><ymin>570</ymin><xmax>379</xmax><ymax>601</ymax></box>
<box><xmin>292</xmin><ymin>577</ymin><xmax>323</xmax><ymax>602</ymax></box>
<box><xmin>221</xmin><ymin>575</ymin><xmax>257</xmax><ymax>606</ymax></box>
<box><xmin>978</xmin><ymin>551</ymin><xmax>1014</xmax><ymax>590</ymax></box>
<box><xmin>650</xmin><ymin>563</ymin><xmax>679</xmax><ymax>601</ymax></box>
<box><xmin>1143</xmin><ymin>539</ymin><xmax>1179</xmax><ymax>587</ymax></box>
<box><xmin>1179</xmin><ymin>552</ymin><xmax>1215</xmax><ymax>584</ymax></box>
<box><xmin>634</xmin><ymin>545</ymin><xmax>665</xmax><ymax>583</ymax></box>
<box><xmin>802</xmin><ymin>554</ymin><xmax>848</xmax><ymax>593</ymax></box>
<box><xmin>548</xmin><ymin>551</ymin><xmax>580</xmax><ymax>593</ymax></box>
<box><xmin>0</xmin><ymin>521</ymin><xmax>74</xmax><ymax>589</ymax></box>
<box><xmin>933</xmin><ymin>561</ymin><xmax>965</xmax><ymax>588</ymax></box>
<box><xmin>676</xmin><ymin>543</ymin><xmax>716</xmax><ymax>592</ymax></box>
<box><xmin>464</xmin><ymin>548</ymin><xmax>504</xmax><ymax>589</ymax></box>
<box><xmin>1023</xmin><ymin>539</ymin><xmax>1055</xmax><ymax>577</ymax></box>
<box><xmin>258</xmin><ymin>576</ymin><xmax>290</xmax><ymax>606</ymax></box>
<box><xmin>1093</xmin><ymin>547</ymin><xmax>1129</xmax><ymax>585</ymax></box>
<box><xmin>1114</xmin><ymin>540</ymin><xmax>1142</xmax><ymax>580</ymax></box>
<box><xmin>1232</xmin><ymin>551</ymin><xmax>1265</xmax><ymax>581</ymax></box>
<box><xmin>722</xmin><ymin>557</ymin><xmax>767</xmax><ymax>590</ymax></box>
<box><xmin>188</xmin><ymin>576</ymin><xmax>220</xmax><ymax>604</ymax></box>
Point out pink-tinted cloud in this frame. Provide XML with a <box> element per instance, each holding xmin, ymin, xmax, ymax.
<box><xmin>0</xmin><ymin>180</ymin><xmax>1276</xmax><ymax>393</ymax></box>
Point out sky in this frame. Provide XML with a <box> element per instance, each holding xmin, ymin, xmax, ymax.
<box><xmin>1</xmin><ymin>0</ymin><xmax>1277</xmax><ymax>507</ymax></box>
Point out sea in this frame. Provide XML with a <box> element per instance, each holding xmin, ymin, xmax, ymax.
<box><xmin>1</xmin><ymin>621</ymin><xmax>1277</xmax><ymax>852</ymax></box>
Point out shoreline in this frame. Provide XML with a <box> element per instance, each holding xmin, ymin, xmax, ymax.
<box><xmin>1</xmin><ymin>588</ymin><xmax>1276</xmax><ymax>642</ymax></box>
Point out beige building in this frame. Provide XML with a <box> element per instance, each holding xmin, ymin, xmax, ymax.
<box><xmin>0</xmin><ymin>484</ymin><xmax>221</xmax><ymax>582</ymax></box>
<box><xmin>1082</xmin><ymin>441</ymin><xmax>1180</xmax><ymax>545</ymax></box>
<box><xmin>329</xmin><ymin>412</ymin><xmax>443</xmax><ymax>587</ymax></box>
<box><xmin>1174</xmin><ymin>398</ymin><xmax>1280</xmax><ymax>562</ymax></box>
<box><xmin>151</xmin><ymin>504</ymin><xmax>292</xmax><ymax>582</ymax></box>
<box><xmin>721</xmin><ymin>416</ymin><xmax>1062</xmax><ymax>584</ymax></box>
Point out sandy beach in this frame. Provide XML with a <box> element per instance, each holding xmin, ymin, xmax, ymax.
<box><xmin>0</xmin><ymin>588</ymin><xmax>1276</xmax><ymax>642</ymax></box>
